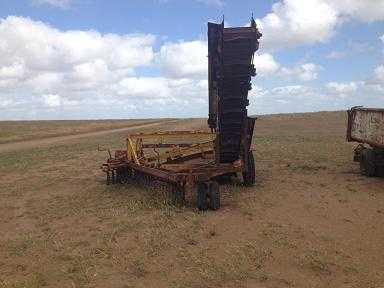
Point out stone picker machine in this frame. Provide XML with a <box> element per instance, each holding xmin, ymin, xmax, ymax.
<box><xmin>101</xmin><ymin>19</ymin><xmax>262</xmax><ymax>210</ymax></box>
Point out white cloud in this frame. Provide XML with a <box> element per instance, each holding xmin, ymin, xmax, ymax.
<box><xmin>326</xmin><ymin>81</ymin><xmax>359</xmax><ymax>94</ymax></box>
<box><xmin>0</xmin><ymin>61</ymin><xmax>26</xmax><ymax>80</ymax></box>
<box><xmin>158</xmin><ymin>0</ymin><xmax>224</xmax><ymax>6</ymax></box>
<box><xmin>0</xmin><ymin>16</ymin><xmax>160</xmax><ymax>118</ymax></box>
<box><xmin>195</xmin><ymin>0</ymin><xmax>223</xmax><ymax>6</ymax></box>
<box><xmin>326</xmin><ymin>41</ymin><xmax>374</xmax><ymax>59</ymax></box>
<box><xmin>0</xmin><ymin>16</ymin><xmax>155</xmax><ymax>73</ymax></box>
<box><xmin>279</xmin><ymin>63</ymin><xmax>322</xmax><ymax>81</ymax></box>
<box><xmin>249</xmin><ymin>80</ymin><xmax>384</xmax><ymax>115</ymax></box>
<box><xmin>42</xmin><ymin>94</ymin><xmax>61</xmax><ymax>107</ymax></box>
<box><xmin>254</xmin><ymin>53</ymin><xmax>280</xmax><ymax>76</ymax></box>
<box><xmin>372</xmin><ymin>65</ymin><xmax>384</xmax><ymax>83</ymax></box>
<box><xmin>112</xmin><ymin>77</ymin><xmax>207</xmax><ymax>103</ymax></box>
<box><xmin>329</xmin><ymin>0</ymin><xmax>384</xmax><ymax>22</ymax></box>
<box><xmin>157</xmin><ymin>40</ymin><xmax>207</xmax><ymax>79</ymax></box>
<box><xmin>271</xmin><ymin>85</ymin><xmax>311</xmax><ymax>96</ymax></box>
<box><xmin>256</xmin><ymin>0</ymin><xmax>339</xmax><ymax>50</ymax></box>
<box><xmin>0</xmin><ymin>16</ymin><xmax>214</xmax><ymax>119</ymax></box>
<box><xmin>249</xmin><ymin>84</ymin><xmax>328</xmax><ymax>114</ymax></box>
<box><xmin>256</xmin><ymin>0</ymin><xmax>384</xmax><ymax>50</ymax></box>
<box><xmin>32</xmin><ymin>0</ymin><xmax>72</xmax><ymax>9</ymax></box>
<box><xmin>157</xmin><ymin>40</ymin><xmax>319</xmax><ymax>83</ymax></box>
<box><xmin>323</xmin><ymin>66</ymin><xmax>384</xmax><ymax>103</ymax></box>
<box><xmin>253</xmin><ymin>54</ymin><xmax>321</xmax><ymax>82</ymax></box>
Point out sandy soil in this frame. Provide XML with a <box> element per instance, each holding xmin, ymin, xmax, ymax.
<box><xmin>0</xmin><ymin>112</ymin><xmax>383</xmax><ymax>288</ymax></box>
<box><xmin>0</xmin><ymin>119</ymin><xmax>166</xmax><ymax>144</ymax></box>
<box><xmin>0</xmin><ymin>121</ymin><xmax>171</xmax><ymax>153</ymax></box>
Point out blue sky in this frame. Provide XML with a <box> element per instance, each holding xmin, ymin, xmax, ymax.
<box><xmin>0</xmin><ymin>0</ymin><xmax>383</xmax><ymax>119</ymax></box>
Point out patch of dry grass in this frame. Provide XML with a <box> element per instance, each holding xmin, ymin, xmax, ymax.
<box><xmin>0</xmin><ymin>119</ymin><xmax>165</xmax><ymax>144</ymax></box>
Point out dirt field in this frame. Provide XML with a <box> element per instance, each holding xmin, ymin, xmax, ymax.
<box><xmin>0</xmin><ymin>112</ymin><xmax>383</xmax><ymax>288</ymax></box>
<box><xmin>0</xmin><ymin>119</ymin><xmax>166</xmax><ymax>144</ymax></box>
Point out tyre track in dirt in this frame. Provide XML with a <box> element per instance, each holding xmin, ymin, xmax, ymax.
<box><xmin>0</xmin><ymin>120</ymin><xmax>175</xmax><ymax>153</ymax></box>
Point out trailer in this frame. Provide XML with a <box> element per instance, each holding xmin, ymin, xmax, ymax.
<box><xmin>347</xmin><ymin>107</ymin><xmax>384</xmax><ymax>177</ymax></box>
<box><xmin>101</xmin><ymin>18</ymin><xmax>262</xmax><ymax>210</ymax></box>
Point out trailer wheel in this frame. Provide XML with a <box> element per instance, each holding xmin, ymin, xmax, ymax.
<box><xmin>197</xmin><ymin>183</ymin><xmax>209</xmax><ymax>211</ymax></box>
<box><xmin>171</xmin><ymin>184</ymin><xmax>185</xmax><ymax>206</ymax></box>
<box><xmin>243</xmin><ymin>151</ymin><xmax>255</xmax><ymax>186</ymax></box>
<box><xmin>361</xmin><ymin>149</ymin><xmax>376</xmax><ymax>177</ymax></box>
<box><xmin>208</xmin><ymin>181</ymin><xmax>220</xmax><ymax>210</ymax></box>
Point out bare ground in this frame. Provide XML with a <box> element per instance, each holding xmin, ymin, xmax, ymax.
<box><xmin>0</xmin><ymin>113</ymin><xmax>383</xmax><ymax>288</ymax></box>
<box><xmin>0</xmin><ymin>119</ymin><xmax>169</xmax><ymax>144</ymax></box>
<box><xmin>0</xmin><ymin>120</ymin><xmax>173</xmax><ymax>153</ymax></box>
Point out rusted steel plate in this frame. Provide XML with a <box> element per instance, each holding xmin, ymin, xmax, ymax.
<box><xmin>347</xmin><ymin>107</ymin><xmax>384</xmax><ymax>148</ymax></box>
<box><xmin>128</xmin><ymin>130</ymin><xmax>214</xmax><ymax>138</ymax></box>
<box><xmin>208</xmin><ymin>18</ymin><xmax>261</xmax><ymax>163</ymax></box>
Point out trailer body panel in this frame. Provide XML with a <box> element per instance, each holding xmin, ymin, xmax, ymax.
<box><xmin>347</xmin><ymin>107</ymin><xmax>384</xmax><ymax>149</ymax></box>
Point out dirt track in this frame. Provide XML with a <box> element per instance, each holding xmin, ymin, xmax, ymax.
<box><xmin>0</xmin><ymin>121</ymin><xmax>169</xmax><ymax>153</ymax></box>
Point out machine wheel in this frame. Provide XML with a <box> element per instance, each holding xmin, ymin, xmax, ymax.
<box><xmin>360</xmin><ymin>149</ymin><xmax>376</xmax><ymax>177</ymax></box>
<box><xmin>171</xmin><ymin>183</ymin><xmax>185</xmax><ymax>206</ymax></box>
<box><xmin>208</xmin><ymin>181</ymin><xmax>220</xmax><ymax>210</ymax></box>
<box><xmin>197</xmin><ymin>183</ymin><xmax>209</xmax><ymax>211</ymax></box>
<box><xmin>243</xmin><ymin>151</ymin><xmax>255</xmax><ymax>186</ymax></box>
<box><xmin>106</xmin><ymin>171</ymin><xmax>111</xmax><ymax>185</ymax></box>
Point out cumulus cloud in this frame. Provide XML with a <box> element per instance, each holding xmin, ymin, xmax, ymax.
<box><xmin>330</xmin><ymin>0</ymin><xmax>384</xmax><ymax>22</ymax></box>
<box><xmin>326</xmin><ymin>81</ymin><xmax>359</xmax><ymax>95</ymax></box>
<box><xmin>194</xmin><ymin>0</ymin><xmax>224</xmax><ymax>6</ymax></box>
<box><xmin>0</xmin><ymin>16</ymin><xmax>155</xmax><ymax>74</ymax></box>
<box><xmin>372</xmin><ymin>65</ymin><xmax>384</xmax><ymax>83</ymax></box>
<box><xmin>324</xmin><ymin>70</ymin><xmax>384</xmax><ymax>105</ymax></box>
<box><xmin>256</xmin><ymin>0</ymin><xmax>384</xmax><ymax>50</ymax></box>
<box><xmin>32</xmin><ymin>0</ymin><xmax>72</xmax><ymax>9</ymax></box>
<box><xmin>42</xmin><ymin>94</ymin><xmax>61</xmax><ymax>107</ymax></box>
<box><xmin>326</xmin><ymin>41</ymin><xmax>374</xmax><ymax>59</ymax></box>
<box><xmin>0</xmin><ymin>16</ymin><xmax>162</xmax><ymax>118</ymax></box>
<box><xmin>254</xmin><ymin>53</ymin><xmax>280</xmax><ymax>76</ymax></box>
<box><xmin>157</xmin><ymin>40</ymin><xmax>320</xmax><ymax>82</ymax></box>
<box><xmin>158</xmin><ymin>0</ymin><xmax>224</xmax><ymax>6</ymax></box>
<box><xmin>157</xmin><ymin>40</ymin><xmax>207</xmax><ymax>79</ymax></box>
<box><xmin>112</xmin><ymin>77</ymin><xmax>207</xmax><ymax>103</ymax></box>
<box><xmin>1</xmin><ymin>5</ymin><xmax>383</xmax><ymax>119</ymax></box>
<box><xmin>253</xmin><ymin>53</ymin><xmax>321</xmax><ymax>81</ymax></box>
<box><xmin>0</xmin><ymin>16</ymin><xmax>214</xmax><ymax>119</ymax></box>
<box><xmin>279</xmin><ymin>63</ymin><xmax>322</xmax><ymax>81</ymax></box>
<box><xmin>249</xmin><ymin>80</ymin><xmax>383</xmax><ymax>115</ymax></box>
<box><xmin>256</xmin><ymin>0</ymin><xmax>339</xmax><ymax>50</ymax></box>
<box><xmin>249</xmin><ymin>84</ymin><xmax>328</xmax><ymax>114</ymax></box>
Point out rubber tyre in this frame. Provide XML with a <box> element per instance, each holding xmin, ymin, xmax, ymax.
<box><xmin>106</xmin><ymin>171</ymin><xmax>111</xmax><ymax>185</ymax></box>
<box><xmin>243</xmin><ymin>151</ymin><xmax>256</xmax><ymax>186</ymax></box>
<box><xmin>171</xmin><ymin>184</ymin><xmax>185</xmax><ymax>206</ymax></box>
<box><xmin>208</xmin><ymin>181</ymin><xmax>220</xmax><ymax>210</ymax></box>
<box><xmin>361</xmin><ymin>149</ymin><xmax>376</xmax><ymax>177</ymax></box>
<box><xmin>197</xmin><ymin>183</ymin><xmax>209</xmax><ymax>211</ymax></box>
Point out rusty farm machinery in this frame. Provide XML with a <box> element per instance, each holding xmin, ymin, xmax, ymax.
<box><xmin>101</xmin><ymin>19</ymin><xmax>262</xmax><ymax>210</ymax></box>
<box><xmin>347</xmin><ymin>107</ymin><xmax>384</xmax><ymax>177</ymax></box>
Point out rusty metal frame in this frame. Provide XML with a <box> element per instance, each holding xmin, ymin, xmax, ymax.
<box><xmin>125</xmin><ymin>130</ymin><xmax>216</xmax><ymax>165</ymax></box>
<box><xmin>347</xmin><ymin>106</ymin><xmax>384</xmax><ymax>149</ymax></box>
<box><xmin>101</xmin><ymin>129</ymin><xmax>245</xmax><ymax>194</ymax></box>
<box><xmin>100</xmin><ymin>18</ymin><xmax>261</xmax><ymax>209</ymax></box>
